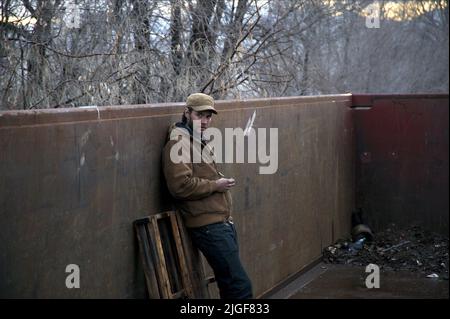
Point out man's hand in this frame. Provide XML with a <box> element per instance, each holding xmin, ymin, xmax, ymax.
<box><xmin>215</xmin><ymin>178</ymin><xmax>236</xmax><ymax>192</ymax></box>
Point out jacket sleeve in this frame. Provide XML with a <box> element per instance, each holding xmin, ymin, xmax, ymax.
<box><xmin>162</xmin><ymin>139</ymin><xmax>218</xmax><ymax>201</ymax></box>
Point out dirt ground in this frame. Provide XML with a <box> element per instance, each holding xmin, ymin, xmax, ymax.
<box><xmin>323</xmin><ymin>223</ymin><xmax>449</xmax><ymax>280</ymax></box>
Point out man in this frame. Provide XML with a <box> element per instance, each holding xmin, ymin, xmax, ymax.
<box><xmin>162</xmin><ymin>93</ymin><xmax>253</xmax><ymax>299</ymax></box>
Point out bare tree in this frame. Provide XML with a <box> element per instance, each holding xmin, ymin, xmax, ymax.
<box><xmin>0</xmin><ymin>0</ymin><xmax>448</xmax><ymax>110</ymax></box>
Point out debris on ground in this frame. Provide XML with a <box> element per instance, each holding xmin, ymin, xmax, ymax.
<box><xmin>323</xmin><ymin>224</ymin><xmax>449</xmax><ymax>280</ymax></box>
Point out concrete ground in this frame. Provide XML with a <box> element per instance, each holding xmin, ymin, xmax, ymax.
<box><xmin>267</xmin><ymin>263</ymin><xmax>449</xmax><ymax>299</ymax></box>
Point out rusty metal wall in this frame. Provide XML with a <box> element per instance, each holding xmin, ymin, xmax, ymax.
<box><xmin>0</xmin><ymin>95</ymin><xmax>354</xmax><ymax>298</ymax></box>
<box><xmin>353</xmin><ymin>94</ymin><xmax>449</xmax><ymax>235</ymax></box>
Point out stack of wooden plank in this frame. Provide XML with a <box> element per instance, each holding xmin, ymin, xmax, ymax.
<box><xmin>134</xmin><ymin>211</ymin><xmax>215</xmax><ymax>299</ymax></box>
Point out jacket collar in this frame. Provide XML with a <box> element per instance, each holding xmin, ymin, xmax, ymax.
<box><xmin>175</xmin><ymin>121</ymin><xmax>210</xmax><ymax>144</ymax></box>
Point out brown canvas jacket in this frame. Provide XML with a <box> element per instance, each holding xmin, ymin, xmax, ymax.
<box><xmin>162</xmin><ymin>123</ymin><xmax>232</xmax><ymax>227</ymax></box>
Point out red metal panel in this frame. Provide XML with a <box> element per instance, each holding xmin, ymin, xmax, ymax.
<box><xmin>353</xmin><ymin>94</ymin><xmax>449</xmax><ymax>234</ymax></box>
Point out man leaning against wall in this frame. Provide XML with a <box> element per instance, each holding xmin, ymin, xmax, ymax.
<box><xmin>162</xmin><ymin>93</ymin><xmax>253</xmax><ymax>299</ymax></box>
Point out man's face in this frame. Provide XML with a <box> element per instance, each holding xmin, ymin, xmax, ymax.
<box><xmin>186</xmin><ymin>109</ymin><xmax>213</xmax><ymax>134</ymax></box>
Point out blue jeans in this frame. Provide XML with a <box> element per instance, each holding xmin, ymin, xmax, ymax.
<box><xmin>188</xmin><ymin>221</ymin><xmax>253</xmax><ymax>299</ymax></box>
